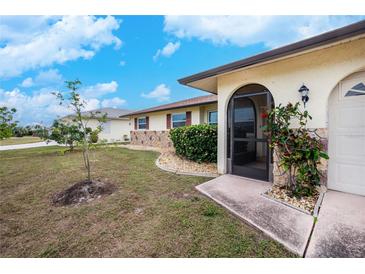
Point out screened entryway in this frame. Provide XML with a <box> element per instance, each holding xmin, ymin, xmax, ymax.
<box><xmin>227</xmin><ymin>84</ymin><xmax>274</xmax><ymax>181</ymax></box>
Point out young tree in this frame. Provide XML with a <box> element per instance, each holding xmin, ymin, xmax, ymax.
<box><xmin>0</xmin><ymin>106</ymin><xmax>17</xmax><ymax>140</ymax></box>
<box><xmin>47</xmin><ymin>120</ymin><xmax>86</xmax><ymax>151</ymax></box>
<box><xmin>53</xmin><ymin>80</ymin><xmax>106</xmax><ymax>182</ymax></box>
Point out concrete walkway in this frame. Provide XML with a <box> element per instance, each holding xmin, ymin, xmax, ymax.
<box><xmin>196</xmin><ymin>174</ymin><xmax>314</xmax><ymax>256</ymax></box>
<box><xmin>305</xmin><ymin>191</ymin><xmax>365</xmax><ymax>257</ymax></box>
<box><xmin>0</xmin><ymin>141</ymin><xmax>59</xmax><ymax>151</ymax></box>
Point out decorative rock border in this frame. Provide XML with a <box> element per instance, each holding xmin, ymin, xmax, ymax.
<box><xmin>155</xmin><ymin>155</ymin><xmax>219</xmax><ymax>178</ymax></box>
<box><xmin>261</xmin><ymin>192</ymin><xmax>312</xmax><ymax>215</ymax></box>
<box><xmin>120</xmin><ymin>144</ymin><xmax>219</xmax><ymax>178</ymax></box>
<box><xmin>261</xmin><ymin>188</ymin><xmax>327</xmax><ymax>216</ymax></box>
<box><xmin>312</xmin><ymin>190</ymin><xmax>326</xmax><ymax>218</ymax></box>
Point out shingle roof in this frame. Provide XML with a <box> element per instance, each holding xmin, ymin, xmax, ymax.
<box><xmin>122</xmin><ymin>95</ymin><xmax>217</xmax><ymax>117</ymax></box>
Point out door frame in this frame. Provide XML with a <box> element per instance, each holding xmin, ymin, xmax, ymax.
<box><xmin>228</xmin><ymin>90</ymin><xmax>273</xmax><ymax>181</ymax></box>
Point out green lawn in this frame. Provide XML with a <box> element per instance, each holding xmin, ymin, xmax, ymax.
<box><xmin>0</xmin><ymin>136</ymin><xmax>42</xmax><ymax>146</ymax></box>
<box><xmin>0</xmin><ymin>146</ymin><xmax>295</xmax><ymax>257</ymax></box>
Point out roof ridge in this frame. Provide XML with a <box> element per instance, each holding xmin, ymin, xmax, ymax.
<box><xmin>123</xmin><ymin>94</ymin><xmax>217</xmax><ymax>117</ymax></box>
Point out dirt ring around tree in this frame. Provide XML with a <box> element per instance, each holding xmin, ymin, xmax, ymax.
<box><xmin>51</xmin><ymin>179</ymin><xmax>117</xmax><ymax>206</ymax></box>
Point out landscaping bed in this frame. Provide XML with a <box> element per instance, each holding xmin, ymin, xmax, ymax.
<box><xmin>0</xmin><ymin>146</ymin><xmax>294</xmax><ymax>257</ymax></box>
<box><xmin>157</xmin><ymin>151</ymin><xmax>218</xmax><ymax>177</ymax></box>
<box><xmin>265</xmin><ymin>185</ymin><xmax>321</xmax><ymax>214</ymax></box>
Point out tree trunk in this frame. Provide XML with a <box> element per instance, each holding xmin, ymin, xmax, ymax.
<box><xmin>85</xmin><ymin>146</ymin><xmax>91</xmax><ymax>182</ymax></box>
<box><xmin>288</xmin><ymin>166</ymin><xmax>296</xmax><ymax>193</ymax></box>
<box><xmin>288</xmin><ymin>166</ymin><xmax>297</xmax><ymax>194</ymax></box>
<box><xmin>82</xmin><ymin>138</ymin><xmax>91</xmax><ymax>182</ymax></box>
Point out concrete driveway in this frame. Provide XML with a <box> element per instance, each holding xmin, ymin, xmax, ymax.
<box><xmin>305</xmin><ymin>190</ymin><xmax>365</xmax><ymax>257</ymax></box>
<box><xmin>0</xmin><ymin>141</ymin><xmax>59</xmax><ymax>151</ymax></box>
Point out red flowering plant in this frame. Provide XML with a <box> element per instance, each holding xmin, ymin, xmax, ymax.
<box><xmin>260</xmin><ymin>112</ymin><xmax>268</xmax><ymax>119</ymax></box>
<box><xmin>262</xmin><ymin>102</ymin><xmax>329</xmax><ymax>197</ymax></box>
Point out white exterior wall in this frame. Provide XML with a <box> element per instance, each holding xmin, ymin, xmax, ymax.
<box><xmin>217</xmin><ymin>37</ymin><xmax>365</xmax><ymax>174</ymax></box>
<box><xmin>131</xmin><ymin>103</ymin><xmax>218</xmax><ymax>130</ymax></box>
<box><xmin>149</xmin><ymin>106</ymin><xmax>200</xmax><ymax>130</ymax></box>
<box><xmin>63</xmin><ymin>117</ymin><xmax>132</xmax><ymax>143</ymax></box>
<box><xmin>86</xmin><ymin>119</ymin><xmax>132</xmax><ymax>142</ymax></box>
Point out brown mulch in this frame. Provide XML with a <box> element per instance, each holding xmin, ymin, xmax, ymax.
<box><xmin>51</xmin><ymin>180</ymin><xmax>117</xmax><ymax>206</ymax></box>
<box><xmin>266</xmin><ymin>185</ymin><xmax>320</xmax><ymax>214</ymax></box>
<box><xmin>158</xmin><ymin>151</ymin><xmax>218</xmax><ymax>176</ymax></box>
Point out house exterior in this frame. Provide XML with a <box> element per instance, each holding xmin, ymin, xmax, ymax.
<box><xmin>122</xmin><ymin>95</ymin><xmax>217</xmax><ymax>147</ymax></box>
<box><xmin>62</xmin><ymin>108</ymin><xmax>133</xmax><ymax>143</ymax></box>
<box><xmin>178</xmin><ymin>20</ymin><xmax>365</xmax><ymax>196</ymax></box>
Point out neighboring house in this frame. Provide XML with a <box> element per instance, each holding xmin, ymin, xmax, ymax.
<box><xmin>178</xmin><ymin>20</ymin><xmax>365</xmax><ymax>196</ymax></box>
<box><xmin>122</xmin><ymin>95</ymin><xmax>217</xmax><ymax>147</ymax></box>
<box><xmin>62</xmin><ymin>108</ymin><xmax>133</xmax><ymax>143</ymax></box>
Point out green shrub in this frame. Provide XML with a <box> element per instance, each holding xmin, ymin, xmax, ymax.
<box><xmin>169</xmin><ymin>124</ymin><xmax>217</xmax><ymax>163</ymax></box>
<box><xmin>263</xmin><ymin>102</ymin><xmax>329</xmax><ymax>197</ymax></box>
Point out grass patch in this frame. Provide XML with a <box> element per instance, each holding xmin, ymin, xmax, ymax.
<box><xmin>0</xmin><ymin>136</ymin><xmax>42</xmax><ymax>146</ymax></box>
<box><xmin>201</xmin><ymin>203</ymin><xmax>220</xmax><ymax>217</ymax></box>
<box><xmin>0</xmin><ymin>146</ymin><xmax>295</xmax><ymax>257</ymax></box>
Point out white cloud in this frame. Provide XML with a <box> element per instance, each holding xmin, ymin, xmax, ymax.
<box><xmin>35</xmin><ymin>69</ymin><xmax>63</xmax><ymax>85</ymax></box>
<box><xmin>0</xmin><ymin>80</ymin><xmax>126</xmax><ymax>125</ymax></box>
<box><xmin>0</xmin><ymin>16</ymin><xmax>61</xmax><ymax>45</ymax></box>
<box><xmin>153</xmin><ymin>41</ymin><xmax>180</xmax><ymax>61</ymax></box>
<box><xmin>0</xmin><ymin>87</ymin><xmax>69</xmax><ymax>125</ymax></box>
<box><xmin>83</xmin><ymin>98</ymin><xmax>101</xmax><ymax>112</ymax></box>
<box><xmin>20</xmin><ymin>77</ymin><xmax>34</xmax><ymax>88</ymax></box>
<box><xmin>19</xmin><ymin>69</ymin><xmax>63</xmax><ymax>88</ymax></box>
<box><xmin>163</xmin><ymin>16</ymin><xmax>364</xmax><ymax>48</ymax></box>
<box><xmin>0</xmin><ymin>16</ymin><xmax>122</xmax><ymax>78</ymax></box>
<box><xmin>82</xmin><ymin>80</ymin><xmax>118</xmax><ymax>98</ymax></box>
<box><xmin>101</xmin><ymin>97</ymin><xmax>126</xmax><ymax>108</ymax></box>
<box><xmin>119</xmin><ymin>60</ymin><xmax>126</xmax><ymax>66</ymax></box>
<box><xmin>141</xmin><ymin>84</ymin><xmax>170</xmax><ymax>102</ymax></box>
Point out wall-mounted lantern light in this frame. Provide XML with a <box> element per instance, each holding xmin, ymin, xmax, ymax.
<box><xmin>298</xmin><ymin>84</ymin><xmax>309</xmax><ymax>107</ymax></box>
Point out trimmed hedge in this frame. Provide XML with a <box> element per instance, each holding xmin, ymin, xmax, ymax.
<box><xmin>169</xmin><ymin>124</ymin><xmax>217</xmax><ymax>163</ymax></box>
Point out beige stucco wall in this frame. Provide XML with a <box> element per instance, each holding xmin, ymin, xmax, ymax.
<box><xmin>62</xmin><ymin>117</ymin><xmax>132</xmax><ymax>143</ymax></box>
<box><xmin>130</xmin><ymin>103</ymin><xmax>218</xmax><ymax>131</ymax></box>
<box><xmin>199</xmin><ymin>103</ymin><xmax>218</xmax><ymax>124</ymax></box>
<box><xmin>217</xmin><ymin>37</ymin><xmax>365</xmax><ymax>174</ymax></box>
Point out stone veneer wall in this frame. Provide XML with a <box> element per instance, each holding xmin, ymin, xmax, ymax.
<box><xmin>130</xmin><ymin>130</ymin><xmax>173</xmax><ymax>148</ymax></box>
<box><xmin>272</xmin><ymin>127</ymin><xmax>328</xmax><ymax>187</ymax></box>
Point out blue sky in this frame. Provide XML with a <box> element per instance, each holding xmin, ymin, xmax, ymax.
<box><xmin>0</xmin><ymin>15</ymin><xmax>364</xmax><ymax>125</ymax></box>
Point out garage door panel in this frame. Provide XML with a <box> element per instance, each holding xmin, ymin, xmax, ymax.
<box><xmin>328</xmin><ymin>71</ymin><xmax>365</xmax><ymax>196</ymax></box>
<box><xmin>328</xmin><ymin>184</ymin><xmax>365</xmax><ymax>196</ymax></box>
<box><xmin>335</xmin><ymin>134</ymin><xmax>365</xmax><ymax>159</ymax></box>
<box><xmin>334</xmin><ymin>162</ymin><xmax>365</xmax><ymax>185</ymax></box>
<box><xmin>338</xmin><ymin>106</ymin><xmax>365</xmax><ymax>128</ymax></box>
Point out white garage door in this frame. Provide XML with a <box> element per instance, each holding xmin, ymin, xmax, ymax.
<box><xmin>328</xmin><ymin>71</ymin><xmax>365</xmax><ymax>196</ymax></box>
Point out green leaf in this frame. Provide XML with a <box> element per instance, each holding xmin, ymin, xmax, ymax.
<box><xmin>319</xmin><ymin>151</ymin><xmax>329</xmax><ymax>160</ymax></box>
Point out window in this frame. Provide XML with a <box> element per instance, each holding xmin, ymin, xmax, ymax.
<box><xmin>208</xmin><ymin>111</ymin><xmax>218</xmax><ymax>125</ymax></box>
<box><xmin>138</xmin><ymin>117</ymin><xmax>147</xmax><ymax>129</ymax></box>
<box><xmin>172</xmin><ymin>113</ymin><xmax>186</xmax><ymax>128</ymax></box>
<box><xmin>345</xmin><ymin>82</ymin><xmax>365</xmax><ymax>97</ymax></box>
